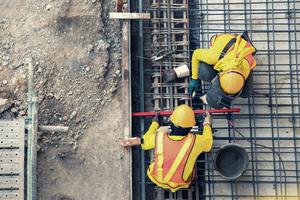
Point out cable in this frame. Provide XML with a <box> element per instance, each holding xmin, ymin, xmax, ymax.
<box><xmin>151</xmin><ymin>36</ymin><xmax>178</xmax><ymax>62</ymax></box>
<box><xmin>228</xmin><ymin>120</ymin><xmax>287</xmax><ymax>199</ymax></box>
<box><xmin>135</xmin><ymin>36</ymin><xmax>178</xmax><ymax>62</ymax></box>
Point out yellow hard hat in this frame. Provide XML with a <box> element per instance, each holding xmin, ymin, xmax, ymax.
<box><xmin>170</xmin><ymin>105</ymin><xmax>196</xmax><ymax>128</ymax></box>
<box><xmin>220</xmin><ymin>71</ymin><xmax>245</xmax><ymax>94</ymax></box>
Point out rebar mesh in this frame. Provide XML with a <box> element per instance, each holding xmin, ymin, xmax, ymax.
<box><xmin>132</xmin><ymin>0</ymin><xmax>300</xmax><ymax>199</ymax></box>
<box><xmin>190</xmin><ymin>0</ymin><xmax>300</xmax><ymax>199</ymax></box>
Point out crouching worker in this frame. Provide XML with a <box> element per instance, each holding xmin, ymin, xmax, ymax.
<box><xmin>188</xmin><ymin>31</ymin><xmax>257</xmax><ymax>109</ymax></box>
<box><xmin>120</xmin><ymin>105</ymin><xmax>213</xmax><ymax>192</ymax></box>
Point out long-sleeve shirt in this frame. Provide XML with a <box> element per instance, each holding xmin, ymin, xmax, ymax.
<box><xmin>141</xmin><ymin>121</ymin><xmax>213</xmax><ymax>181</ymax></box>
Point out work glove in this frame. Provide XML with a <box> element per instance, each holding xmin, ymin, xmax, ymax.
<box><xmin>164</xmin><ymin>64</ymin><xmax>190</xmax><ymax>83</ymax></box>
<box><xmin>164</xmin><ymin>68</ymin><xmax>177</xmax><ymax>83</ymax></box>
<box><xmin>203</xmin><ymin>111</ymin><xmax>212</xmax><ymax>126</ymax></box>
<box><xmin>199</xmin><ymin>94</ymin><xmax>208</xmax><ymax>104</ymax></box>
<box><xmin>152</xmin><ymin>112</ymin><xmax>160</xmax><ymax>123</ymax></box>
<box><xmin>188</xmin><ymin>79</ymin><xmax>199</xmax><ymax>95</ymax></box>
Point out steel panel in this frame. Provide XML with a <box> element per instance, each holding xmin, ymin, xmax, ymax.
<box><xmin>0</xmin><ymin>120</ymin><xmax>24</xmax><ymax>200</ymax></box>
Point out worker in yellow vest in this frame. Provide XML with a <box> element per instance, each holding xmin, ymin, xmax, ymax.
<box><xmin>120</xmin><ymin>105</ymin><xmax>213</xmax><ymax>192</ymax></box>
<box><xmin>188</xmin><ymin>31</ymin><xmax>257</xmax><ymax>109</ymax></box>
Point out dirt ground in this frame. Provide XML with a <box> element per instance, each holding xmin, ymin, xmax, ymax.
<box><xmin>0</xmin><ymin>0</ymin><xmax>128</xmax><ymax>199</ymax></box>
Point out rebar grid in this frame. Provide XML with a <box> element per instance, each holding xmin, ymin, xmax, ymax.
<box><xmin>149</xmin><ymin>0</ymin><xmax>191</xmax><ymax>111</ymax></box>
<box><xmin>190</xmin><ymin>0</ymin><xmax>300</xmax><ymax>199</ymax></box>
<box><xmin>132</xmin><ymin>0</ymin><xmax>300</xmax><ymax>199</ymax></box>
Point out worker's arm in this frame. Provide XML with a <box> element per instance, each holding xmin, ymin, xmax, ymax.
<box><xmin>191</xmin><ymin>49</ymin><xmax>206</xmax><ymax>80</ymax></box>
<box><xmin>120</xmin><ymin>113</ymin><xmax>160</xmax><ymax>149</ymax></box>
<box><xmin>201</xmin><ymin>124</ymin><xmax>213</xmax><ymax>152</ymax></box>
<box><xmin>182</xmin><ymin>112</ymin><xmax>213</xmax><ymax>181</ymax></box>
<box><xmin>191</xmin><ymin>48</ymin><xmax>218</xmax><ymax>80</ymax></box>
<box><xmin>141</xmin><ymin>121</ymin><xmax>159</xmax><ymax>150</ymax></box>
<box><xmin>201</xmin><ymin>112</ymin><xmax>213</xmax><ymax>152</ymax></box>
<box><xmin>119</xmin><ymin>121</ymin><xmax>159</xmax><ymax>149</ymax></box>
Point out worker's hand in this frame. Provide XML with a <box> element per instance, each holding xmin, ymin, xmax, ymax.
<box><xmin>164</xmin><ymin>69</ymin><xmax>177</xmax><ymax>83</ymax></box>
<box><xmin>188</xmin><ymin>79</ymin><xmax>199</xmax><ymax>94</ymax></box>
<box><xmin>164</xmin><ymin>64</ymin><xmax>190</xmax><ymax>83</ymax></box>
<box><xmin>120</xmin><ymin>137</ymin><xmax>141</xmax><ymax>147</ymax></box>
<box><xmin>203</xmin><ymin>111</ymin><xmax>212</xmax><ymax>126</ymax></box>
<box><xmin>152</xmin><ymin>112</ymin><xmax>160</xmax><ymax>123</ymax></box>
<box><xmin>200</xmin><ymin>94</ymin><xmax>208</xmax><ymax>104</ymax></box>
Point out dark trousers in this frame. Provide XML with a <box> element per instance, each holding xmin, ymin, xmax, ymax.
<box><xmin>198</xmin><ymin>62</ymin><xmax>253</xmax><ymax>98</ymax></box>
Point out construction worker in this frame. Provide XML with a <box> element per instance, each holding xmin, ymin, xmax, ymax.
<box><xmin>120</xmin><ymin>105</ymin><xmax>213</xmax><ymax>192</ymax></box>
<box><xmin>188</xmin><ymin>31</ymin><xmax>257</xmax><ymax>109</ymax></box>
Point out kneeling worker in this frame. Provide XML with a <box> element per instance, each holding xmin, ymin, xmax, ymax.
<box><xmin>188</xmin><ymin>32</ymin><xmax>257</xmax><ymax>108</ymax></box>
<box><xmin>120</xmin><ymin>105</ymin><xmax>213</xmax><ymax>192</ymax></box>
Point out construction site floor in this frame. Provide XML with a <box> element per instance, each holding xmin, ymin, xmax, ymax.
<box><xmin>0</xmin><ymin>0</ymin><xmax>129</xmax><ymax>199</ymax></box>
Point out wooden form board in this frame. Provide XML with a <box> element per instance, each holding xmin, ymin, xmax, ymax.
<box><xmin>109</xmin><ymin>12</ymin><xmax>150</xmax><ymax>20</ymax></box>
<box><xmin>121</xmin><ymin>4</ymin><xmax>133</xmax><ymax>200</ymax></box>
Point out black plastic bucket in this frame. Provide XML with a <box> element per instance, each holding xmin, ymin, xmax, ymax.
<box><xmin>214</xmin><ymin>143</ymin><xmax>249</xmax><ymax>180</ymax></box>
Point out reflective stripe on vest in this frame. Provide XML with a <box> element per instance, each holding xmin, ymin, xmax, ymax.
<box><xmin>153</xmin><ymin>132</ymin><xmax>195</xmax><ymax>185</ymax></box>
<box><xmin>244</xmin><ymin>43</ymin><xmax>256</xmax><ymax>69</ymax></box>
<box><xmin>156</xmin><ymin>132</ymin><xmax>164</xmax><ymax>181</ymax></box>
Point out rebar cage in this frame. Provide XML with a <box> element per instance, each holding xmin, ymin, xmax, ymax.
<box><xmin>131</xmin><ymin>0</ymin><xmax>300</xmax><ymax>199</ymax></box>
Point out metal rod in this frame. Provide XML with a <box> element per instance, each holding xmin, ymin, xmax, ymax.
<box><xmin>138</xmin><ymin>0</ymin><xmax>146</xmax><ymax>199</ymax></box>
<box><xmin>26</xmin><ymin>58</ymin><xmax>38</xmax><ymax>200</ymax></box>
<box><xmin>38</xmin><ymin>125</ymin><xmax>69</xmax><ymax>133</ymax></box>
<box><xmin>132</xmin><ymin>108</ymin><xmax>240</xmax><ymax>117</ymax></box>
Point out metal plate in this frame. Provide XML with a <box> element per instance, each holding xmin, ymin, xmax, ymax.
<box><xmin>0</xmin><ymin>190</ymin><xmax>20</xmax><ymax>199</ymax></box>
<box><xmin>0</xmin><ymin>176</ymin><xmax>20</xmax><ymax>188</ymax></box>
<box><xmin>0</xmin><ymin>120</ymin><xmax>24</xmax><ymax>200</ymax></box>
